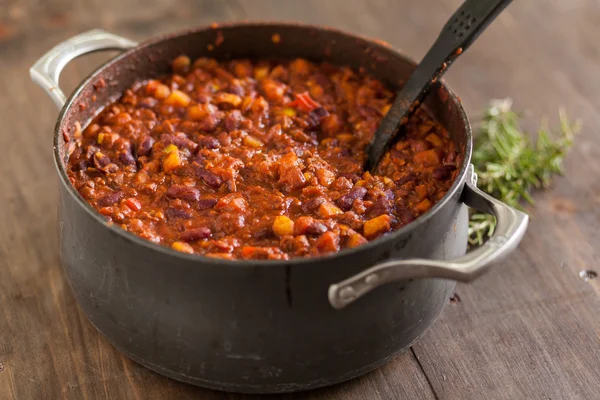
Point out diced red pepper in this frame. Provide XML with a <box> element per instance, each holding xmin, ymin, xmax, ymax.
<box><xmin>125</xmin><ymin>198</ymin><xmax>142</xmax><ymax>211</ymax></box>
<box><xmin>290</xmin><ymin>91</ymin><xmax>321</xmax><ymax>113</ymax></box>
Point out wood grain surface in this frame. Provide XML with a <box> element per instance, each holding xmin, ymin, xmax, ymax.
<box><xmin>1</xmin><ymin>0</ymin><xmax>599</xmax><ymax>399</ymax></box>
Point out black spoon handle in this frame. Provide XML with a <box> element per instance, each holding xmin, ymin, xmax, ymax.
<box><xmin>366</xmin><ymin>0</ymin><xmax>513</xmax><ymax>171</ymax></box>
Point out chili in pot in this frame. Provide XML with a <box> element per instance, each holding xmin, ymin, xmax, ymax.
<box><xmin>67</xmin><ymin>57</ymin><xmax>459</xmax><ymax>260</ymax></box>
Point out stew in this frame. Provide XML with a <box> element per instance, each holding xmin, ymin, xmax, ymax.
<box><xmin>67</xmin><ymin>57</ymin><xmax>460</xmax><ymax>259</ymax></box>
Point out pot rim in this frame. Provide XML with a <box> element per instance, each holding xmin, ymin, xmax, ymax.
<box><xmin>53</xmin><ymin>21</ymin><xmax>473</xmax><ymax>268</ymax></box>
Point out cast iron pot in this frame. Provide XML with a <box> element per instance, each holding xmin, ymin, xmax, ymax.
<box><xmin>30</xmin><ymin>23</ymin><xmax>528</xmax><ymax>394</ymax></box>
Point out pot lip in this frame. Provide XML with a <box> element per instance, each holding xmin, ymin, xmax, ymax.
<box><xmin>53</xmin><ymin>21</ymin><xmax>473</xmax><ymax>268</ymax></box>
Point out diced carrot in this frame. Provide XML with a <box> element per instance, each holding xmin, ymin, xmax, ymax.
<box><xmin>272</xmin><ymin>216</ymin><xmax>295</xmax><ymax>237</ymax></box>
<box><xmin>346</xmin><ymin>233</ymin><xmax>368</xmax><ymax>248</ymax></box>
<box><xmin>152</xmin><ymin>83</ymin><xmax>171</xmax><ymax>99</ymax></box>
<box><xmin>414</xmin><ymin>184</ymin><xmax>429</xmax><ymax>201</ymax></box>
<box><xmin>215</xmin><ymin>92</ymin><xmax>242</xmax><ymax>107</ymax></box>
<box><xmin>98</xmin><ymin>207</ymin><xmax>113</xmax><ymax>216</ymax></box>
<box><xmin>416</xmin><ymin>198</ymin><xmax>433</xmax><ymax>213</ymax></box>
<box><xmin>316</xmin><ymin>168</ymin><xmax>336</xmax><ymax>187</ymax></box>
<box><xmin>318</xmin><ymin>201</ymin><xmax>343</xmax><ymax>218</ymax></box>
<box><xmin>172</xmin><ymin>241</ymin><xmax>194</xmax><ymax>254</ymax></box>
<box><xmin>165</xmin><ymin>90</ymin><xmax>191</xmax><ymax>107</ymax></box>
<box><xmin>206</xmin><ymin>252</ymin><xmax>234</xmax><ymax>259</ymax></box>
<box><xmin>413</xmin><ymin>149</ymin><xmax>441</xmax><ymax>166</ymax></box>
<box><xmin>163</xmin><ymin>150</ymin><xmax>182</xmax><ymax>173</ymax></box>
<box><xmin>315</xmin><ymin>231</ymin><xmax>340</xmax><ymax>253</ymax></box>
<box><xmin>363</xmin><ymin>215</ymin><xmax>391</xmax><ymax>239</ymax></box>
<box><xmin>262</xmin><ymin>79</ymin><xmax>286</xmax><ymax>102</ymax></box>
<box><xmin>243</xmin><ymin>135</ymin><xmax>264</xmax><ymax>148</ymax></box>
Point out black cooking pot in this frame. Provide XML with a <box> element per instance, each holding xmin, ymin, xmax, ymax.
<box><xmin>30</xmin><ymin>23</ymin><xmax>528</xmax><ymax>394</ymax></box>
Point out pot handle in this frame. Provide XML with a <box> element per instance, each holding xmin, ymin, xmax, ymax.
<box><xmin>328</xmin><ymin>164</ymin><xmax>528</xmax><ymax>309</ymax></box>
<box><xmin>30</xmin><ymin>29</ymin><xmax>138</xmax><ymax>109</ymax></box>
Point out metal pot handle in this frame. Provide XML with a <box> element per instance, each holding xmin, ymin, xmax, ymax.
<box><xmin>328</xmin><ymin>164</ymin><xmax>528</xmax><ymax>309</ymax></box>
<box><xmin>30</xmin><ymin>29</ymin><xmax>138</xmax><ymax>109</ymax></box>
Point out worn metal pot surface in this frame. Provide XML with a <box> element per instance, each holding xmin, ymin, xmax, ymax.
<box><xmin>31</xmin><ymin>23</ymin><xmax>528</xmax><ymax>393</ymax></box>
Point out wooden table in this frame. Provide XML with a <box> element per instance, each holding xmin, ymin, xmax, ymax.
<box><xmin>1</xmin><ymin>0</ymin><xmax>599</xmax><ymax>398</ymax></box>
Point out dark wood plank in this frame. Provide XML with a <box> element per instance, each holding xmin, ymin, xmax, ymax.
<box><xmin>1</xmin><ymin>0</ymin><xmax>599</xmax><ymax>399</ymax></box>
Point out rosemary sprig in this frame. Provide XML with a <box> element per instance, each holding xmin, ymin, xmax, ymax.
<box><xmin>468</xmin><ymin>99</ymin><xmax>580</xmax><ymax>246</ymax></box>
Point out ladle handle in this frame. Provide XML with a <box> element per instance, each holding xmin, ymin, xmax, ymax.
<box><xmin>367</xmin><ymin>0</ymin><xmax>513</xmax><ymax>170</ymax></box>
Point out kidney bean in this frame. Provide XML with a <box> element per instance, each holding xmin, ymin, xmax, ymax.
<box><xmin>139</xmin><ymin>97</ymin><xmax>158</xmax><ymax>108</ymax></box>
<box><xmin>223</xmin><ymin>110</ymin><xmax>243</xmax><ymax>131</ymax></box>
<box><xmin>198</xmin><ymin>114</ymin><xmax>220</xmax><ymax>132</ymax></box>
<box><xmin>180</xmin><ymin>227</ymin><xmax>212</xmax><ymax>242</ymax></box>
<box><xmin>396</xmin><ymin>206</ymin><xmax>415</xmax><ymax>224</ymax></box>
<box><xmin>93</xmin><ymin>152</ymin><xmax>111</xmax><ymax>169</ymax></box>
<box><xmin>395</xmin><ymin>173</ymin><xmax>416</xmax><ymax>186</ymax></box>
<box><xmin>119</xmin><ymin>150</ymin><xmax>136</xmax><ymax>166</ymax></box>
<box><xmin>165</xmin><ymin>207</ymin><xmax>193</xmax><ymax>220</ymax></box>
<box><xmin>227</xmin><ymin>83</ymin><xmax>245</xmax><ymax>96</ymax></box>
<box><xmin>196</xmin><ymin>198</ymin><xmax>218</xmax><ymax>210</ymax></box>
<box><xmin>309</xmin><ymin>106</ymin><xmax>329</xmax><ymax>121</ymax></box>
<box><xmin>160</xmin><ymin>133</ymin><xmax>198</xmax><ymax>151</ymax></box>
<box><xmin>137</xmin><ymin>136</ymin><xmax>154</xmax><ymax>156</ymax></box>
<box><xmin>337</xmin><ymin>186</ymin><xmax>368</xmax><ymax>210</ymax></box>
<box><xmin>445</xmin><ymin>151</ymin><xmax>457</xmax><ymax>163</ymax></box>
<box><xmin>301</xmin><ymin>197</ymin><xmax>325</xmax><ymax>213</ymax></box>
<box><xmin>166</xmin><ymin>185</ymin><xmax>200</xmax><ymax>202</ymax></box>
<box><xmin>367</xmin><ymin>197</ymin><xmax>391</xmax><ymax>218</ymax></box>
<box><xmin>432</xmin><ymin>165</ymin><xmax>456</xmax><ymax>180</ymax></box>
<box><xmin>194</xmin><ymin>167</ymin><xmax>223</xmax><ymax>188</ymax></box>
<box><xmin>97</xmin><ymin>191</ymin><xmax>123</xmax><ymax>207</ymax></box>
<box><xmin>200</xmin><ymin>136</ymin><xmax>220</xmax><ymax>149</ymax></box>
<box><xmin>338</xmin><ymin>173</ymin><xmax>361</xmax><ymax>183</ymax></box>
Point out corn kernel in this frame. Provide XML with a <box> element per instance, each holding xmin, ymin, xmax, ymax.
<box><xmin>172</xmin><ymin>241</ymin><xmax>194</xmax><ymax>254</ymax></box>
<box><xmin>363</xmin><ymin>215</ymin><xmax>391</xmax><ymax>239</ymax></box>
<box><xmin>165</xmin><ymin>90</ymin><xmax>191</xmax><ymax>107</ymax></box>
<box><xmin>97</xmin><ymin>133</ymin><xmax>105</xmax><ymax>144</ymax></box>
<box><xmin>163</xmin><ymin>150</ymin><xmax>182</xmax><ymax>173</ymax></box>
<box><xmin>243</xmin><ymin>135</ymin><xmax>264</xmax><ymax>148</ymax></box>
<box><xmin>318</xmin><ymin>202</ymin><xmax>343</xmax><ymax>218</ymax></box>
<box><xmin>355</xmin><ymin>180</ymin><xmax>365</xmax><ymax>187</ymax></box>
<box><xmin>282</xmin><ymin>107</ymin><xmax>297</xmax><ymax>117</ymax></box>
<box><xmin>272</xmin><ymin>216</ymin><xmax>295</xmax><ymax>237</ymax></box>
<box><xmin>163</xmin><ymin>144</ymin><xmax>178</xmax><ymax>153</ymax></box>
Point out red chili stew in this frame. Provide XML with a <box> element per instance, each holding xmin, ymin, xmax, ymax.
<box><xmin>67</xmin><ymin>57</ymin><xmax>460</xmax><ymax>260</ymax></box>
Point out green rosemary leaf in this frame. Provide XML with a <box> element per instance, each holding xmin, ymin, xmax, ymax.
<box><xmin>468</xmin><ymin>99</ymin><xmax>580</xmax><ymax>246</ymax></box>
